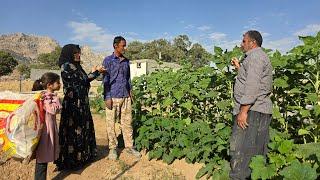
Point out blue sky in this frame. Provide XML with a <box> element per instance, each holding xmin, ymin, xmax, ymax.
<box><xmin>1</xmin><ymin>0</ymin><xmax>320</xmax><ymax>54</ymax></box>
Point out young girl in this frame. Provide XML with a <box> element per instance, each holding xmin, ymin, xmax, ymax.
<box><xmin>32</xmin><ymin>72</ymin><xmax>61</xmax><ymax>180</ymax></box>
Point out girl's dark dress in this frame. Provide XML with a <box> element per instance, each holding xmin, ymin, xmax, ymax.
<box><xmin>55</xmin><ymin>62</ymin><xmax>99</xmax><ymax>170</ymax></box>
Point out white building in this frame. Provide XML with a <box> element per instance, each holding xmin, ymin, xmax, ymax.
<box><xmin>130</xmin><ymin>59</ymin><xmax>181</xmax><ymax>79</ymax></box>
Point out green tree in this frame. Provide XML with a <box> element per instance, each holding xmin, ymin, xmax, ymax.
<box><xmin>172</xmin><ymin>35</ymin><xmax>191</xmax><ymax>61</ymax></box>
<box><xmin>125</xmin><ymin>41</ymin><xmax>145</xmax><ymax>60</ymax></box>
<box><xmin>150</xmin><ymin>39</ymin><xmax>173</xmax><ymax>62</ymax></box>
<box><xmin>173</xmin><ymin>35</ymin><xmax>191</xmax><ymax>53</ymax></box>
<box><xmin>187</xmin><ymin>43</ymin><xmax>211</xmax><ymax>67</ymax></box>
<box><xmin>33</xmin><ymin>46</ymin><xmax>61</xmax><ymax>69</ymax></box>
<box><xmin>16</xmin><ymin>63</ymin><xmax>31</xmax><ymax>78</ymax></box>
<box><xmin>0</xmin><ymin>51</ymin><xmax>18</xmax><ymax>76</ymax></box>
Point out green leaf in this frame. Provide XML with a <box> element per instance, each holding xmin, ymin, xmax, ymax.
<box><xmin>250</xmin><ymin>155</ymin><xmax>277</xmax><ymax>180</ymax></box>
<box><xmin>206</xmin><ymin>91</ymin><xmax>219</xmax><ymax>98</ymax></box>
<box><xmin>289</xmin><ymin>88</ymin><xmax>301</xmax><ymax>94</ymax></box>
<box><xmin>149</xmin><ymin>148</ymin><xmax>163</xmax><ymax>159</ymax></box>
<box><xmin>214</xmin><ymin>123</ymin><xmax>226</xmax><ymax>132</ymax></box>
<box><xmin>295</xmin><ymin>143</ymin><xmax>320</xmax><ymax>160</ymax></box>
<box><xmin>173</xmin><ymin>90</ymin><xmax>184</xmax><ymax>100</ymax></box>
<box><xmin>278</xmin><ymin>140</ymin><xmax>294</xmax><ymax>154</ymax></box>
<box><xmin>214</xmin><ymin>46</ymin><xmax>223</xmax><ymax>55</ymax></box>
<box><xmin>306</xmin><ymin>93</ymin><xmax>318</xmax><ymax>103</ymax></box>
<box><xmin>163</xmin><ymin>97</ymin><xmax>174</xmax><ymax>107</ymax></box>
<box><xmin>268</xmin><ymin>153</ymin><xmax>286</xmax><ymax>168</ymax></box>
<box><xmin>299</xmin><ymin>36</ymin><xmax>316</xmax><ymax>46</ymax></box>
<box><xmin>272</xmin><ymin>106</ymin><xmax>282</xmax><ymax>119</ymax></box>
<box><xmin>274</xmin><ymin>78</ymin><xmax>289</xmax><ymax>88</ymax></box>
<box><xmin>279</xmin><ymin>160</ymin><xmax>317</xmax><ymax>180</ymax></box>
<box><xmin>300</xmin><ymin>109</ymin><xmax>311</xmax><ymax>118</ymax></box>
<box><xmin>189</xmin><ymin>88</ymin><xmax>200</xmax><ymax>98</ymax></box>
<box><xmin>162</xmin><ymin>153</ymin><xmax>175</xmax><ymax>164</ymax></box>
<box><xmin>198</xmin><ymin>78</ymin><xmax>211</xmax><ymax>88</ymax></box>
<box><xmin>180</xmin><ymin>101</ymin><xmax>193</xmax><ymax>110</ymax></box>
<box><xmin>298</xmin><ymin>129</ymin><xmax>310</xmax><ymax>136</ymax></box>
<box><xmin>216</xmin><ymin>101</ymin><xmax>230</xmax><ymax>110</ymax></box>
<box><xmin>184</xmin><ymin>117</ymin><xmax>191</xmax><ymax>125</ymax></box>
<box><xmin>196</xmin><ymin>163</ymin><xmax>214</xmax><ymax>179</ymax></box>
<box><xmin>313</xmin><ymin>105</ymin><xmax>320</xmax><ymax>116</ymax></box>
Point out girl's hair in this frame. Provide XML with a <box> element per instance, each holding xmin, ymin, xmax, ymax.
<box><xmin>32</xmin><ymin>72</ymin><xmax>60</xmax><ymax>91</ymax></box>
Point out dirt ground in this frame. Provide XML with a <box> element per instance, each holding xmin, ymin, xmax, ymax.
<box><xmin>0</xmin><ymin>80</ymin><xmax>203</xmax><ymax>180</ymax></box>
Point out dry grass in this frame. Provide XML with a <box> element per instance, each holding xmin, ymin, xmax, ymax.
<box><xmin>0</xmin><ymin>80</ymin><xmax>101</xmax><ymax>95</ymax></box>
<box><xmin>0</xmin><ymin>80</ymin><xmax>34</xmax><ymax>93</ymax></box>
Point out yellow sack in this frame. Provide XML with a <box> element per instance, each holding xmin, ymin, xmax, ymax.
<box><xmin>0</xmin><ymin>91</ymin><xmax>43</xmax><ymax>163</ymax></box>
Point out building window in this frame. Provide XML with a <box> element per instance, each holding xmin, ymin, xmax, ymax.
<box><xmin>137</xmin><ymin>63</ymin><xmax>141</xmax><ymax>68</ymax></box>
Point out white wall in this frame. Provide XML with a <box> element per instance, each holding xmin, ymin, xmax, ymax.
<box><xmin>130</xmin><ymin>62</ymin><xmax>147</xmax><ymax>79</ymax></box>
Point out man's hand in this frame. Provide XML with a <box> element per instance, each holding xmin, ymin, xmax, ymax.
<box><xmin>237</xmin><ymin>111</ymin><xmax>249</xmax><ymax>129</ymax></box>
<box><xmin>105</xmin><ymin>99</ymin><xmax>113</xmax><ymax>110</ymax></box>
<box><xmin>231</xmin><ymin>57</ymin><xmax>240</xmax><ymax>70</ymax></box>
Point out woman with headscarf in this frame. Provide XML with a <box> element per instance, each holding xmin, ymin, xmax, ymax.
<box><xmin>55</xmin><ymin>44</ymin><xmax>105</xmax><ymax>170</ymax></box>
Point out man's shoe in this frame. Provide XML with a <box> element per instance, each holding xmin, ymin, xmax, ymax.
<box><xmin>108</xmin><ymin>149</ymin><xmax>118</xmax><ymax>160</ymax></box>
<box><xmin>125</xmin><ymin>148</ymin><xmax>141</xmax><ymax>158</ymax></box>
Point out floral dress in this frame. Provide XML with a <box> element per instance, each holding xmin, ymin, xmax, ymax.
<box><xmin>55</xmin><ymin>62</ymin><xmax>100</xmax><ymax>170</ymax></box>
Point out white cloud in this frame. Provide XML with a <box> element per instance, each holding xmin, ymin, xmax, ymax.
<box><xmin>184</xmin><ymin>24</ymin><xmax>195</xmax><ymax>29</ymax></box>
<box><xmin>261</xmin><ymin>32</ymin><xmax>271</xmax><ymax>38</ymax></box>
<box><xmin>197</xmin><ymin>25</ymin><xmax>211</xmax><ymax>31</ymax></box>
<box><xmin>243</xmin><ymin>17</ymin><xmax>260</xmax><ymax>29</ymax></box>
<box><xmin>214</xmin><ymin>39</ymin><xmax>240</xmax><ymax>51</ymax></box>
<box><xmin>264</xmin><ymin>37</ymin><xmax>298</xmax><ymax>53</ymax></box>
<box><xmin>71</xmin><ymin>9</ymin><xmax>88</xmax><ymax>21</ymax></box>
<box><xmin>68</xmin><ymin>21</ymin><xmax>114</xmax><ymax>53</ymax></box>
<box><xmin>270</xmin><ymin>12</ymin><xmax>286</xmax><ymax>17</ymax></box>
<box><xmin>126</xmin><ymin>32</ymin><xmax>139</xmax><ymax>36</ymax></box>
<box><xmin>294</xmin><ymin>24</ymin><xmax>320</xmax><ymax>36</ymax></box>
<box><xmin>209</xmin><ymin>32</ymin><xmax>227</xmax><ymax>41</ymax></box>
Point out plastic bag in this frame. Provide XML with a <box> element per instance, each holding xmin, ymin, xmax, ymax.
<box><xmin>0</xmin><ymin>91</ymin><xmax>43</xmax><ymax>163</ymax></box>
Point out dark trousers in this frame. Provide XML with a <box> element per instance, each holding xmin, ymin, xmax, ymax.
<box><xmin>229</xmin><ymin>111</ymin><xmax>272</xmax><ymax>180</ymax></box>
<box><xmin>34</xmin><ymin>162</ymin><xmax>48</xmax><ymax>180</ymax></box>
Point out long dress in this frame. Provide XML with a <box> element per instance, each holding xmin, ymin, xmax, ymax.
<box><xmin>36</xmin><ymin>91</ymin><xmax>61</xmax><ymax>163</ymax></box>
<box><xmin>55</xmin><ymin>62</ymin><xmax>99</xmax><ymax>170</ymax></box>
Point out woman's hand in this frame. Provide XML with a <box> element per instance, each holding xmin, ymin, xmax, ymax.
<box><xmin>96</xmin><ymin>65</ymin><xmax>107</xmax><ymax>74</ymax></box>
<box><xmin>92</xmin><ymin>65</ymin><xmax>106</xmax><ymax>74</ymax></box>
<box><xmin>91</xmin><ymin>65</ymin><xmax>98</xmax><ymax>73</ymax></box>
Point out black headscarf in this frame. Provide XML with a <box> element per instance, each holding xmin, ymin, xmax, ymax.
<box><xmin>58</xmin><ymin>44</ymin><xmax>81</xmax><ymax>67</ymax></box>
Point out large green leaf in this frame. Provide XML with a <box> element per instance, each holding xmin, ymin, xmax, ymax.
<box><xmin>214</xmin><ymin>46</ymin><xmax>223</xmax><ymax>55</ymax></box>
<box><xmin>306</xmin><ymin>93</ymin><xmax>318</xmax><ymax>103</ymax></box>
<box><xmin>180</xmin><ymin>101</ymin><xmax>193</xmax><ymax>110</ymax></box>
<box><xmin>278</xmin><ymin>140</ymin><xmax>294</xmax><ymax>154</ymax></box>
<box><xmin>313</xmin><ymin>105</ymin><xmax>320</xmax><ymax>116</ymax></box>
<box><xmin>163</xmin><ymin>97</ymin><xmax>174</xmax><ymax>107</ymax></box>
<box><xmin>294</xmin><ymin>143</ymin><xmax>320</xmax><ymax>160</ymax></box>
<box><xmin>274</xmin><ymin>78</ymin><xmax>289</xmax><ymax>88</ymax></box>
<box><xmin>298</xmin><ymin>129</ymin><xmax>310</xmax><ymax>136</ymax></box>
<box><xmin>300</xmin><ymin>109</ymin><xmax>311</xmax><ymax>118</ymax></box>
<box><xmin>279</xmin><ymin>160</ymin><xmax>317</xmax><ymax>180</ymax></box>
<box><xmin>250</xmin><ymin>155</ymin><xmax>277</xmax><ymax>180</ymax></box>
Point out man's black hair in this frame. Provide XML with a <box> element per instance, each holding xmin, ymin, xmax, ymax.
<box><xmin>113</xmin><ymin>36</ymin><xmax>126</xmax><ymax>48</ymax></box>
<box><xmin>246</xmin><ymin>30</ymin><xmax>263</xmax><ymax>47</ymax></box>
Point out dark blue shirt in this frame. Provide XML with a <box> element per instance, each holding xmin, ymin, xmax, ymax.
<box><xmin>102</xmin><ymin>53</ymin><xmax>132</xmax><ymax>100</ymax></box>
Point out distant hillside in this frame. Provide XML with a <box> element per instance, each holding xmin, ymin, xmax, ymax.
<box><xmin>0</xmin><ymin>33</ymin><xmax>59</xmax><ymax>62</ymax></box>
<box><xmin>80</xmin><ymin>45</ymin><xmax>105</xmax><ymax>72</ymax></box>
<box><xmin>0</xmin><ymin>33</ymin><xmax>107</xmax><ymax>73</ymax></box>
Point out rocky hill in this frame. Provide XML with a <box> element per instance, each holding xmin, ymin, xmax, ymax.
<box><xmin>0</xmin><ymin>33</ymin><xmax>107</xmax><ymax>72</ymax></box>
<box><xmin>0</xmin><ymin>33</ymin><xmax>59</xmax><ymax>62</ymax></box>
<box><xmin>80</xmin><ymin>45</ymin><xmax>106</xmax><ymax>72</ymax></box>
